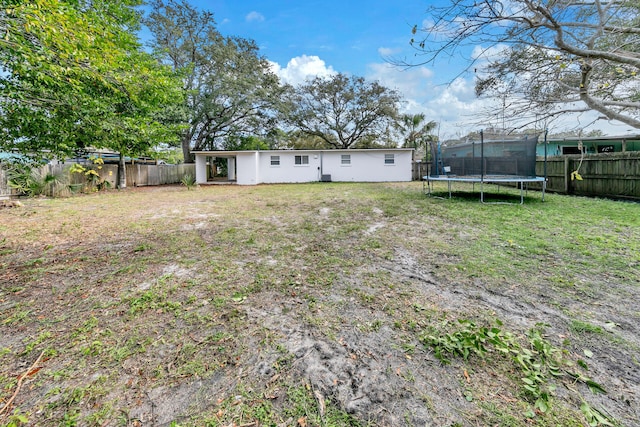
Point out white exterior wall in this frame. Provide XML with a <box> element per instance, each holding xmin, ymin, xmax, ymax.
<box><xmin>236</xmin><ymin>152</ymin><xmax>259</xmax><ymax>185</ymax></box>
<box><xmin>195</xmin><ymin>155</ymin><xmax>207</xmax><ymax>184</ymax></box>
<box><xmin>258</xmin><ymin>151</ymin><xmax>321</xmax><ymax>184</ymax></box>
<box><xmin>321</xmin><ymin>150</ymin><xmax>412</xmax><ymax>182</ymax></box>
<box><xmin>193</xmin><ymin>149</ymin><xmax>413</xmax><ymax>185</ymax></box>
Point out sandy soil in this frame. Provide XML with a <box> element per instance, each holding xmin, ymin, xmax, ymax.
<box><xmin>1</xmin><ymin>185</ymin><xmax>638</xmax><ymax>426</ymax></box>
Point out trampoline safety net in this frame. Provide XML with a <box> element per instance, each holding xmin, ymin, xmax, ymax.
<box><xmin>431</xmin><ymin>134</ymin><xmax>539</xmax><ymax>177</ymax></box>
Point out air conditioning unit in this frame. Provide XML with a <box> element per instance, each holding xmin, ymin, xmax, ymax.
<box><xmin>321</xmin><ymin>174</ymin><xmax>332</xmax><ymax>182</ymax></box>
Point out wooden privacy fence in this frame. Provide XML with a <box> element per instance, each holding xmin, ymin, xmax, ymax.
<box><xmin>0</xmin><ymin>168</ymin><xmax>10</xmax><ymax>197</ymax></box>
<box><xmin>124</xmin><ymin>164</ymin><xmax>195</xmax><ymax>187</ymax></box>
<box><xmin>1</xmin><ymin>163</ymin><xmax>196</xmax><ymax>197</ymax></box>
<box><xmin>535</xmin><ymin>152</ymin><xmax>640</xmax><ymax>199</ymax></box>
<box><xmin>413</xmin><ymin>152</ymin><xmax>640</xmax><ymax>200</ymax></box>
<box><xmin>48</xmin><ymin>163</ymin><xmax>196</xmax><ymax>188</ymax></box>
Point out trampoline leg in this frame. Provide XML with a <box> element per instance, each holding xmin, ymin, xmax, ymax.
<box><xmin>448</xmin><ymin>181</ymin><xmax>452</xmax><ymax>198</ymax></box>
<box><xmin>520</xmin><ymin>183</ymin><xmax>524</xmax><ymax>204</ymax></box>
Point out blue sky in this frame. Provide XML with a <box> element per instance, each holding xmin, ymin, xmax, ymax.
<box><xmin>206</xmin><ymin>1</ymin><xmax>428</xmax><ymax>76</ymax></box>
<box><xmin>171</xmin><ymin>0</ymin><xmax>486</xmax><ymax>140</ymax></box>
<box><xmin>174</xmin><ymin>1</ymin><xmax>634</xmax><ymax>139</ymax></box>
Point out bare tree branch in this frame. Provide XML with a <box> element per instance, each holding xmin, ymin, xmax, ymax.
<box><xmin>403</xmin><ymin>0</ymin><xmax>640</xmax><ymax>130</ymax></box>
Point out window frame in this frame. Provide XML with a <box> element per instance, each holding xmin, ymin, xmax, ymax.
<box><xmin>341</xmin><ymin>154</ymin><xmax>351</xmax><ymax>166</ymax></box>
<box><xmin>270</xmin><ymin>155</ymin><xmax>280</xmax><ymax>166</ymax></box>
<box><xmin>384</xmin><ymin>154</ymin><xmax>395</xmax><ymax>165</ymax></box>
<box><xmin>294</xmin><ymin>155</ymin><xmax>309</xmax><ymax>166</ymax></box>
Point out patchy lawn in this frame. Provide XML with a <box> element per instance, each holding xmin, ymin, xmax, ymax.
<box><xmin>1</xmin><ymin>182</ymin><xmax>639</xmax><ymax>427</ymax></box>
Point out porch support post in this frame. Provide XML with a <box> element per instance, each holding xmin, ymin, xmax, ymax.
<box><xmin>228</xmin><ymin>157</ymin><xmax>236</xmax><ymax>181</ymax></box>
<box><xmin>195</xmin><ymin>154</ymin><xmax>207</xmax><ymax>184</ymax></box>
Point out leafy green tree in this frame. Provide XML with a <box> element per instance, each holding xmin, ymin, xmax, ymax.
<box><xmin>264</xmin><ymin>128</ymin><xmax>292</xmax><ymax>150</ymax></box>
<box><xmin>146</xmin><ymin>0</ymin><xmax>286</xmax><ymax>162</ymax></box>
<box><xmin>397</xmin><ymin>113</ymin><xmax>437</xmax><ymax>159</ymax></box>
<box><xmin>408</xmin><ymin>0</ymin><xmax>640</xmax><ymax>130</ymax></box>
<box><xmin>0</xmin><ymin>0</ymin><xmax>184</xmax><ymax>187</ymax></box>
<box><xmin>222</xmin><ymin>135</ymin><xmax>269</xmax><ymax>151</ymax></box>
<box><xmin>283</xmin><ymin>130</ymin><xmax>328</xmax><ymax>150</ymax></box>
<box><xmin>285</xmin><ymin>73</ymin><xmax>402</xmax><ymax>149</ymax></box>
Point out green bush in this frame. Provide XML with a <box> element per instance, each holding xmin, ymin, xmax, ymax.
<box><xmin>181</xmin><ymin>174</ymin><xmax>197</xmax><ymax>190</ymax></box>
<box><xmin>5</xmin><ymin>163</ymin><xmax>68</xmax><ymax>197</ymax></box>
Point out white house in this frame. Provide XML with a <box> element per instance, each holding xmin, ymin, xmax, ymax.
<box><xmin>193</xmin><ymin>149</ymin><xmax>414</xmax><ymax>185</ymax></box>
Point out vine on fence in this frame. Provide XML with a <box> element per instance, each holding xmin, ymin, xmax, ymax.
<box><xmin>69</xmin><ymin>157</ymin><xmax>112</xmax><ymax>192</ymax></box>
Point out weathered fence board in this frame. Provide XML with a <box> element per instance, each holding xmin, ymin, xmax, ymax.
<box><xmin>0</xmin><ymin>163</ymin><xmax>195</xmax><ymax>197</ymax></box>
<box><xmin>535</xmin><ymin>152</ymin><xmax>640</xmax><ymax>199</ymax></box>
<box><xmin>4</xmin><ymin>155</ymin><xmax>639</xmax><ymax>199</ymax></box>
<box><xmin>0</xmin><ymin>168</ymin><xmax>11</xmax><ymax>198</ymax></box>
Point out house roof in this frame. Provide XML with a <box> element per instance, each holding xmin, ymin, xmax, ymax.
<box><xmin>0</xmin><ymin>152</ymin><xmax>32</xmax><ymax>163</ymax></box>
<box><xmin>192</xmin><ymin>148</ymin><xmax>414</xmax><ymax>156</ymax></box>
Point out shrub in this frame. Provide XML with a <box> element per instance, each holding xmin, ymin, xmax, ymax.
<box><xmin>5</xmin><ymin>163</ymin><xmax>69</xmax><ymax>197</ymax></box>
<box><xmin>181</xmin><ymin>174</ymin><xmax>197</xmax><ymax>190</ymax></box>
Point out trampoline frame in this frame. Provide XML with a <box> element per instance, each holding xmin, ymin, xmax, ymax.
<box><xmin>424</xmin><ymin>130</ymin><xmax>548</xmax><ymax>204</ymax></box>
<box><xmin>423</xmin><ymin>175</ymin><xmax>546</xmax><ymax>204</ymax></box>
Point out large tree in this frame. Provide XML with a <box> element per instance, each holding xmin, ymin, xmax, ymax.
<box><xmin>146</xmin><ymin>0</ymin><xmax>286</xmax><ymax>162</ymax></box>
<box><xmin>398</xmin><ymin>113</ymin><xmax>437</xmax><ymax>148</ymax></box>
<box><xmin>408</xmin><ymin>0</ymin><xmax>640</xmax><ymax>130</ymax></box>
<box><xmin>0</xmin><ymin>0</ymin><xmax>183</xmax><ymax>181</ymax></box>
<box><xmin>285</xmin><ymin>73</ymin><xmax>402</xmax><ymax>149</ymax></box>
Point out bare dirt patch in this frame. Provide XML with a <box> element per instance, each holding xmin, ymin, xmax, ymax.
<box><xmin>1</xmin><ymin>183</ymin><xmax>639</xmax><ymax>427</ymax></box>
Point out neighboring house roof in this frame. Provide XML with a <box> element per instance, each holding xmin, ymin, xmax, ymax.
<box><xmin>0</xmin><ymin>152</ymin><xmax>34</xmax><ymax>163</ymax></box>
<box><xmin>546</xmin><ymin>134</ymin><xmax>640</xmax><ymax>143</ymax></box>
<box><xmin>541</xmin><ymin>134</ymin><xmax>640</xmax><ymax>155</ymax></box>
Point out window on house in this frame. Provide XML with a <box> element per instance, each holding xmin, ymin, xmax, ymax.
<box><xmin>384</xmin><ymin>154</ymin><xmax>395</xmax><ymax>165</ymax></box>
<box><xmin>341</xmin><ymin>154</ymin><xmax>351</xmax><ymax>165</ymax></box>
<box><xmin>295</xmin><ymin>155</ymin><xmax>309</xmax><ymax>165</ymax></box>
<box><xmin>270</xmin><ymin>155</ymin><xmax>280</xmax><ymax>166</ymax></box>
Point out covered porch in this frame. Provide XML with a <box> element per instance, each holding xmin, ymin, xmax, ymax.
<box><xmin>195</xmin><ymin>154</ymin><xmax>237</xmax><ymax>184</ymax></box>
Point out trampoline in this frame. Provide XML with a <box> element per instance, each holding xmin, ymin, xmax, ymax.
<box><xmin>423</xmin><ymin>131</ymin><xmax>547</xmax><ymax>204</ymax></box>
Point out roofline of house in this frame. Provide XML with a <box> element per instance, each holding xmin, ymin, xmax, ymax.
<box><xmin>192</xmin><ymin>148</ymin><xmax>415</xmax><ymax>156</ymax></box>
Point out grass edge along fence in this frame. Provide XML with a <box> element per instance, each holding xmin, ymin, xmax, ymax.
<box><xmin>0</xmin><ymin>163</ymin><xmax>196</xmax><ymax>197</ymax></box>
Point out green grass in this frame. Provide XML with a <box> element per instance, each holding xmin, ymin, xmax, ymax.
<box><xmin>0</xmin><ymin>182</ymin><xmax>638</xmax><ymax>427</ymax></box>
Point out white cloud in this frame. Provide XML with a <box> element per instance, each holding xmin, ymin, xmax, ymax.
<box><xmin>471</xmin><ymin>44</ymin><xmax>509</xmax><ymax>62</ymax></box>
<box><xmin>366</xmin><ymin>62</ymin><xmax>434</xmax><ymax>100</ymax></box>
<box><xmin>245</xmin><ymin>11</ymin><xmax>265</xmax><ymax>23</ymax></box>
<box><xmin>366</xmin><ymin>62</ymin><xmax>492</xmax><ymax>139</ymax></box>
<box><xmin>270</xmin><ymin>56</ymin><xmax>633</xmax><ymax>140</ymax></box>
<box><xmin>269</xmin><ymin>55</ymin><xmax>337</xmax><ymax>86</ymax></box>
<box><xmin>377</xmin><ymin>47</ymin><xmax>401</xmax><ymax>57</ymax></box>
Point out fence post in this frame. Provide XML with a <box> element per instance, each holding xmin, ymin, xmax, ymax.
<box><xmin>564</xmin><ymin>156</ymin><xmax>571</xmax><ymax>194</ymax></box>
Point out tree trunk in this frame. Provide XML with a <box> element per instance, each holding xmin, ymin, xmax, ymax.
<box><xmin>182</xmin><ymin>135</ymin><xmax>194</xmax><ymax>163</ymax></box>
<box><xmin>118</xmin><ymin>153</ymin><xmax>127</xmax><ymax>189</ymax></box>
